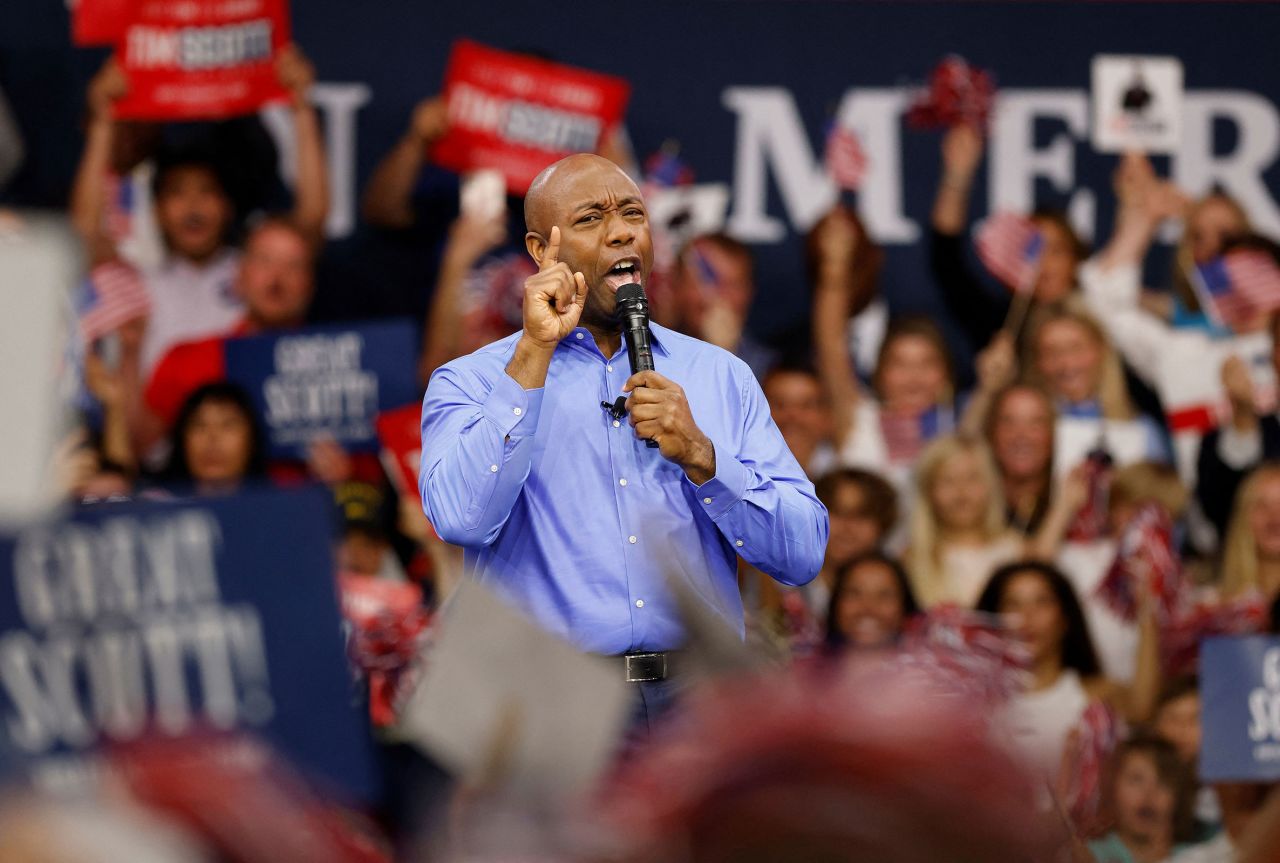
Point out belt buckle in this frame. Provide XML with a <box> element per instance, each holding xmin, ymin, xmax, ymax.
<box><xmin>624</xmin><ymin>652</ymin><xmax>666</xmax><ymax>683</ymax></box>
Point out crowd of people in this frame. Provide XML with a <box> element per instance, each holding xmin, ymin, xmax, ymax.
<box><xmin>10</xmin><ymin>41</ymin><xmax>1280</xmax><ymax>863</ymax></box>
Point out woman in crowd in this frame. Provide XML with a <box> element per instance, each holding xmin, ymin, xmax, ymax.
<box><xmin>976</xmin><ymin>562</ymin><xmax>1160</xmax><ymax>782</ymax></box>
<box><xmin>905</xmin><ymin>435</ymin><xmax>1023</xmax><ymax>606</ymax></box>
<box><xmin>1089</xmin><ymin>737</ymin><xmax>1197</xmax><ymax>863</ymax></box>
<box><xmin>832</xmin><ymin>317</ymin><xmax>958</xmax><ymax>503</ymax></box>
<box><xmin>162</xmin><ymin>383</ymin><xmax>267</xmax><ymax>495</ymax></box>
<box><xmin>823</xmin><ymin>552</ymin><xmax>920</xmax><ymax>652</ymax></box>
<box><xmin>1024</xmin><ymin>305</ymin><xmax>1170</xmax><ymax>475</ymax></box>
<box><xmin>1219</xmin><ymin>462</ymin><xmax>1280</xmax><ymax>601</ymax></box>
<box><xmin>984</xmin><ymin>383</ymin><xmax>1057</xmax><ymax>534</ymax></box>
<box><xmin>1160</xmin><ymin>192</ymin><xmax>1252</xmax><ymax>329</ymax></box>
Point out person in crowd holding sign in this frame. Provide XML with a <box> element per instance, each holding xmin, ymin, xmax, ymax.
<box><xmin>69</xmin><ymin>45</ymin><xmax>330</xmax><ymax>377</ymax></box>
<box><xmin>1088</xmin><ymin>736</ymin><xmax>1197</xmax><ymax>863</ymax></box>
<box><xmin>419</xmin><ymin>154</ymin><xmax>827</xmax><ymax>729</ymax></box>
<box><xmin>140</xmin><ymin>217</ymin><xmax>316</xmax><ymax>442</ymax></box>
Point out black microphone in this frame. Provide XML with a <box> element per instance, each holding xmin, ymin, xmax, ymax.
<box><xmin>603</xmin><ymin>282</ymin><xmax>659</xmax><ymax>447</ymax></box>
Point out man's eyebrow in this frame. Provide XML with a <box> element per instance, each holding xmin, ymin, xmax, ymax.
<box><xmin>572</xmin><ymin>196</ymin><xmax>643</xmax><ymax>213</ymax></box>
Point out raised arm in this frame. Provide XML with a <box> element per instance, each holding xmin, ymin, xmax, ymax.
<box><xmin>929</xmin><ymin>124</ymin><xmax>1008</xmax><ymax>350</ymax></box>
<box><xmin>810</xmin><ymin>207</ymin><xmax>862</xmax><ymax>448</ymax></box>
<box><xmin>275</xmin><ymin>45</ymin><xmax>329</xmax><ymax>245</ymax></box>
<box><xmin>417</xmin><ymin>213</ymin><xmax>507</xmax><ymax>384</ymax></box>
<box><xmin>1094</xmin><ymin>153</ymin><xmax>1187</xmax><ymax>274</ymax></box>
<box><xmin>69</xmin><ymin>58</ymin><xmax>126</xmax><ymax>257</ymax></box>
<box><xmin>361</xmin><ymin>96</ymin><xmax>447</xmax><ymax>229</ymax></box>
<box><xmin>958</xmin><ymin>330</ymin><xmax>1017</xmax><ymax>438</ymax></box>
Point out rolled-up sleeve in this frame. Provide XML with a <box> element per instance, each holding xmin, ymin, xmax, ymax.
<box><xmin>689</xmin><ymin>372</ymin><xmax>829</xmax><ymax>586</ymax></box>
<box><xmin>419</xmin><ymin>364</ymin><xmax>544</xmax><ymax>547</ymax></box>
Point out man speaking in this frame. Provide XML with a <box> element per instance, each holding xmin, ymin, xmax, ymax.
<box><xmin>419</xmin><ymin>154</ymin><xmax>827</xmax><ymax>717</ymax></box>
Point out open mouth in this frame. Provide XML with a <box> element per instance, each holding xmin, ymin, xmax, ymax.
<box><xmin>603</xmin><ymin>259</ymin><xmax>641</xmax><ymax>292</ymax></box>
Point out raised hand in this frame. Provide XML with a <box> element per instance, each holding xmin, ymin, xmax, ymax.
<box><xmin>623</xmin><ymin>370</ymin><xmax>716</xmax><ymax>483</ymax></box>
<box><xmin>1222</xmin><ymin>355</ymin><xmax>1258</xmax><ymax>430</ymax></box>
<box><xmin>522</xmin><ymin>226</ymin><xmax>588</xmax><ymax>348</ymax></box>
<box><xmin>409</xmin><ymin>96</ymin><xmax>449</xmax><ymax>145</ymax></box>
<box><xmin>87</xmin><ymin>57</ymin><xmax>127</xmax><ymax>123</ymax></box>
<box><xmin>275</xmin><ymin>43</ymin><xmax>316</xmax><ymax>108</ymax></box>
<box><xmin>940</xmin><ymin>123</ymin><xmax>984</xmax><ymax>185</ymax></box>
<box><xmin>975</xmin><ymin>331</ymin><xmax>1017</xmax><ymax>393</ymax></box>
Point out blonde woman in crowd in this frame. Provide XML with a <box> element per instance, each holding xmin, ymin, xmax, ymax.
<box><xmin>905</xmin><ymin>435</ymin><xmax>1020</xmax><ymax>606</ymax></box>
<box><xmin>1219</xmin><ymin>462</ymin><xmax>1280</xmax><ymax>602</ymax></box>
<box><xmin>1025</xmin><ymin>304</ymin><xmax>1171</xmax><ymax>476</ymax></box>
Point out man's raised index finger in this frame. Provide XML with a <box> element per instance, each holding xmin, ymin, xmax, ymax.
<box><xmin>539</xmin><ymin>225</ymin><xmax>561</xmax><ymax>271</ymax></box>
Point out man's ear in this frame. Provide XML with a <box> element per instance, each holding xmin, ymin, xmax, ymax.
<box><xmin>525</xmin><ymin>231</ymin><xmax>546</xmax><ymax>265</ymax></box>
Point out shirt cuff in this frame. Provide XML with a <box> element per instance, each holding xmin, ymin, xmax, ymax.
<box><xmin>483</xmin><ymin>373</ymin><xmax>545</xmax><ymax>440</ymax></box>
<box><xmin>689</xmin><ymin>440</ymin><xmax>749</xmax><ymax>521</ymax></box>
<box><xmin>1218</xmin><ymin>424</ymin><xmax>1262</xmax><ymax>470</ymax></box>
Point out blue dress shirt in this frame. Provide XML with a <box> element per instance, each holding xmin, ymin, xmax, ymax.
<box><xmin>419</xmin><ymin>323</ymin><xmax>828</xmax><ymax>654</ymax></box>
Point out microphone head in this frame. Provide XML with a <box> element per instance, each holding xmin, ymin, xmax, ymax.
<box><xmin>615</xmin><ymin>283</ymin><xmax>647</xmax><ymax>307</ymax></box>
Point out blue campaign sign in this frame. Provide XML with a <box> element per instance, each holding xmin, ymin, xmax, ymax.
<box><xmin>224</xmin><ymin>319</ymin><xmax>419</xmax><ymax>459</ymax></box>
<box><xmin>1200</xmin><ymin>635</ymin><xmax>1280</xmax><ymax>783</ymax></box>
<box><xmin>0</xmin><ymin>486</ymin><xmax>381</xmax><ymax>804</ymax></box>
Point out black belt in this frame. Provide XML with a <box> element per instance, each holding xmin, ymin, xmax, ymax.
<box><xmin>613</xmin><ymin>651</ymin><xmax>678</xmax><ymax>682</ymax></box>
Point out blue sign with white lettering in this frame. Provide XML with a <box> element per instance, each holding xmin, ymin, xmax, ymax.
<box><xmin>1200</xmin><ymin>635</ymin><xmax>1280</xmax><ymax>782</ymax></box>
<box><xmin>0</xmin><ymin>486</ymin><xmax>380</xmax><ymax>803</ymax></box>
<box><xmin>224</xmin><ymin>319</ymin><xmax>418</xmax><ymax>459</ymax></box>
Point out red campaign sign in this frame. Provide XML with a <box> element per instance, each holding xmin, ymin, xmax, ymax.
<box><xmin>114</xmin><ymin>0</ymin><xmax>291</xmax><ymax>121</ymax></box>
<box><xmin>375</xmin><ymin>403</ymin><xmax>423</xmax><ymax>498</ymax></box>
<box><xmin>430</xmin><ymin>40</ymin><xmax>631</xmax><ymax>195</ymax></box>
<box><xmin>71</xmin><ymin>0</ymin><xmax>136</xmax><ymax>46</ymax></box>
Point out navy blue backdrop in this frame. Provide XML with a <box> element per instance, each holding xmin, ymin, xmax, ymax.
<box><xmin>4</xmin><ymin>2</ymin><xmax>1280</xmax><ymax>372</ymax></box>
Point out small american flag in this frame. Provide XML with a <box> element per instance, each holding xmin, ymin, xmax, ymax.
<box><xmin>78</xmin><ymin>260</ymin><xmax>150</xmax><ymax>343</ymax></box>
<box><xmin>643</xmin><ymin>147</ymin><xmax>694</xmax><ymax>188</ymax></box>
<box><xmin>1194</xmin><ymin>249</ymin><xmax>1280</xmax><ymax>330</ymax></box>
<box><xmin>976</xmin><ymin>212</ymin><xmax>1043</xmax><ymax>293</ymax></box>
<box><xmin>823</xmin><ymin>121</ymin><xmax>867</xmax><ymax>192</ymax></box>
<box><xmin>104</xmin><ymin>172</ymin><xmax>135</xmax><ymax>243</ymax></box>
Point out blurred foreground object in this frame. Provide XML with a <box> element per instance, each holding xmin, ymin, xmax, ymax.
<box><xmin>596</xmin><ymin>657</ymin><xmax>1063</xmax><ymax>863</ymax></box>
<box><xmin>0</xmin><ymin>212</ymin><xmax>79</xmax><ymax>525</ymax></box>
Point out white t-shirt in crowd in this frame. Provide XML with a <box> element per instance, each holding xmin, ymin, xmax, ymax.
<box><xmin>1002</xmin><ymin>669</ymin><xmax>1089</xmax><ymax>780</ymax></box>
<box><xmin>1058</xmin><ymin>539</ymin><xmax>1138</xmax><ymax>683</ymax></box>
<box><xmin>140</xmin><ymin>247</ymin><xmax>244</xmax><ymax>375</ymax></box>
<box><xmin>937</xmin><ymin>534</ymin><xmax>1023</xmax><ymax>608</ymax></box>
<box><xmin>1079</xmin><ymin>258</ymin><xmax>1274</xmax><ymax>487</ymax></box>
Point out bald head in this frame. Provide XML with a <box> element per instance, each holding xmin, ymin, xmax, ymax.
<box><xmin>518</xmin><ymin>152</ymin><xmax>655</xmax><ymax>334</ymax></box>
<box><xmin>524</xmin><ymin>153</ymin><xmax>637</xmax><ymax>236</ymax></box>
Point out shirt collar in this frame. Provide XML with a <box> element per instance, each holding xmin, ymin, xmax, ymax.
<box><xmin>561</xmin><ymin>322</ymin><xmax>673</xmax><ymax>358</ymax></box>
